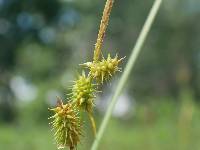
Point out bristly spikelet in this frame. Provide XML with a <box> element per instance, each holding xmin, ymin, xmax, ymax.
<box><xmin>83</xmin><ymin>54</ymin><xmax>124</xmax><ymax>83</ymax></box>
<box><xmin>71</xmin><ymin>72</ymin><xmax>96</xmax><ymax>113</ymax></box>
<box><xmin>49</xmin><ymin>97</ymin><xmax>82</xmax><ymax>150</ymax></box>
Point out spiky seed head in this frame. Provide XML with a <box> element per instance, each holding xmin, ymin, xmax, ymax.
<box><xmin>71</xmin><ymin>72</ymin><xmax>96</xmax><ymax>113</ymax></box>
<box><xmin>49</xmin><ymin>97</ymin><xmax>82</xmax><ymax>150</ymax></box>
<box><xmin>82</xmin><ymin>54</ymin><xmax>124</xmax><ymax>83</ymax></box>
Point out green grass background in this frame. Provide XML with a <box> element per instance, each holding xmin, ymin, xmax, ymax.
<box><xmin>1</xmin><ymin>97</ymin><xmax>199</xmax><ymax>150</ymax></box>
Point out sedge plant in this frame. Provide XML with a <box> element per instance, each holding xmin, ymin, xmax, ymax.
<box><xmin>91</xmin><ymin>0</ymin><xmax>163</xmax><ymax>150</ymax></box>
<box><xmin>49</xmin><ymin>0</ymin><xmax>163</xmax><ymax>149</ymax></box>
<box><xmin>48</xmin><ymin>0</ymin><xmax>124</xmax><ymax>149</ymax></box>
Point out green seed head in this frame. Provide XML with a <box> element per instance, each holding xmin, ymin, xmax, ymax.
<box><xmin>71</xmin><ymin>72</ymin><xmax>96</xmax><ymax>113</ymax></box>
<box><xmin>83</xmin><ymin>53</ymin><xmax>124</xmax><ymax>83</ymax></box>
<box><xmin>49</xmin><ymin>97</ymin><xmax>82</xmax><ymax>150</ymax></box>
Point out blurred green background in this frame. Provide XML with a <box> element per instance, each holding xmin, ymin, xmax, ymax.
<box><xmin>0</xmin><ymin>0</ymin><xmax>200</xmax><ymax>150</ymax></box>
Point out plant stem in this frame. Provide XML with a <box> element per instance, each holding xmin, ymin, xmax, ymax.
<box><xmin>88</xmin><ymin>112</ymin><xmax>97</xmax><ymax>136</ymax></box>
<box><xmin>93</xmin><ymin>0</ymin><xmax>114</xmax><ymax>62</ymax></box>
<box><xmin>91</xmin><ymin>0</ymin><xmax>163</xmax><ymax>149</ymax></box>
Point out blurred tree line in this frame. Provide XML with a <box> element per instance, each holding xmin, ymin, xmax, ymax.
<box><xmin>0</xmin><ymin>0</ymin><xmax>200</xmax><ymax>123</ymax></box>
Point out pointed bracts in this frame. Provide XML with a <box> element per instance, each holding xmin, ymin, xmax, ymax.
<box><xmin>49</xmin><ymin>97</ymin><xmax>82</xmax><ymax>150</ymax></box>
<box><xmin>82</xmin><ymin>54</ymin><xmax>125</xmax><ymax>83</ymax></box>
<box><xmin>71</xmin><ymin>72</ymin><xmax>96</xmax><ymax>113</ymax></box>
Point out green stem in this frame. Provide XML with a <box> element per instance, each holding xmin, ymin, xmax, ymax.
<box><xmin>88</xmin><ymin>112</ymin><xmax>97</xmax><ymax>136</ymax></box>
<box><xmin>91</xmin><ymin>0</ymin><xmax>163</xmax><ymax>149</ymax></box>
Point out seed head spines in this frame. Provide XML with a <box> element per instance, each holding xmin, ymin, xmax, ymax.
<box><xmin>49</xmin><ymin>97</ymin><xmax>82</xmax><ymax>150</ymax></box>
<box><xmin>82</xmin><ymin>53</ymin><xmax>125</xmax><ymax>83</ymax></box>
<box><xmin>71</xmin><ymin>72</ymin><xmax>96</xmax><ymax>113</ymax></box>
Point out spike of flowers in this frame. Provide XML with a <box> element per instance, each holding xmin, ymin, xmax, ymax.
<box><xmin>48</xmin><ymin>0</ymin><xmax>124</xmax><ymax>147</ymax></box>
<box><xmin>82</xmin><ymin>54</ymin><xmax>125</xmax><ymax>83</ymax></box>
<box><xmin>71</xmin><ymin>72</ymin><xmax>96</xmax><ymax>113</ymax></box>
<box><xmin>49</xmin><ymin>97</ymin><xmax>82</xmax><ymax>150</ymax></box>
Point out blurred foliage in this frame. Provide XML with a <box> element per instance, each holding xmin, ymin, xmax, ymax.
<box><xmin>0</xmin><ymin>0</ymin><xmax>200</xmax><ymax>149</ymax></box>
<box><xmin>1</xmin><ymin>97</ymin><xmax>200</xmax><ymax>150</ymax></box>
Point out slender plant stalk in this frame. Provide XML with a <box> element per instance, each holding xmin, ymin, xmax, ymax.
<box><xmin>88</xmin><ymin>112</ymin><xmax>97</xmax><ymax>136</ymax></box>
<box><xmin>91</xmin><ymin>0</ymin><xmax>163</xmax><ymax>149</ymax></box>
<box><xmin>93</xmin><ymin>0</ymin><xmax>114</xmax><ymax>62</ymax></box>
